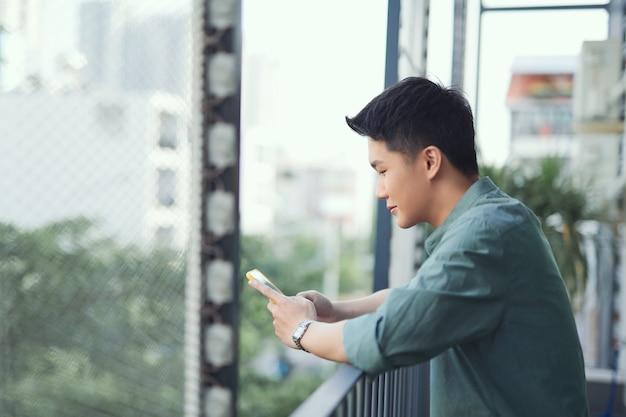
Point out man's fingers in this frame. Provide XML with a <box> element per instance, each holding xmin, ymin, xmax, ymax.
<box><xmin>248</xmin><ymin>279</ymin><xmax>281</xmax><ymax>303</ymax></box>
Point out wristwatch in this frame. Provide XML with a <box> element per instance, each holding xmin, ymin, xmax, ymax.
<box><xmin>292</xmin><ymin>320</ymin><xmax>314</xmax><ymax>352</ymax></box>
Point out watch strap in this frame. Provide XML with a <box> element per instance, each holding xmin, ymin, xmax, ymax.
<box><xmin>292</xmin><ymin>320</ymin><xmax>314</xmax><ymax>352</ymax></box>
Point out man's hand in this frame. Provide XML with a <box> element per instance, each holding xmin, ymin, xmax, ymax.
<box><xmin>297</xmin><ymin>290</ymin><xmax>338</xmax><ymax>323</ymax></box>
<box><xmin>248</xmin><ymin>279</ymin><xmax>317</xmax><ymax>349</ymax></box>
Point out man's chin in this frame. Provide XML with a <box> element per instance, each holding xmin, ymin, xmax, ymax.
<box><xmin>395</xmin><ymin>219</ymin><xmax>414</xmax><ymax>229</ymax></box>
<box><xmin>395</xmin><ymin>218</ymin><xmax>422</xmax><ymax>229</ymax></box>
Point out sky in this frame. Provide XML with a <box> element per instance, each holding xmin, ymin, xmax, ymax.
<box><xmin>242</xmin><ymin>0</ymin><xmax>610</xmax><ymax>169</ymax></box>
<box><xmin>241</xmin><ymin>0</ymin><xmax>388</xmax><ymax>165</ymax></box>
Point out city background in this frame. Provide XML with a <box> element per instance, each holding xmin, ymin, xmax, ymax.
<box><xmin>1</xmin><ymin>0</ymin><xmax>625</xmax><ymax>416</ymax></box>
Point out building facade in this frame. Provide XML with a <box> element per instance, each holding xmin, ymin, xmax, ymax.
<box><xmin>0</xmin><ymin>90</ymin><xmax>191</xmax><ymax>247</ymax></box>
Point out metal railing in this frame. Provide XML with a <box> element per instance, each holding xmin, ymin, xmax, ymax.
<box><xmin>290</xmin><ymin>363</ymin><xmax>429</xmax><ymax>417</ymax></box>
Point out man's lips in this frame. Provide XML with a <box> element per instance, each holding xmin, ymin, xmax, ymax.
<box><xmin>387</xmin><ymin>205</ymin><xmax>397</xmax><ymax>215</ymax></box>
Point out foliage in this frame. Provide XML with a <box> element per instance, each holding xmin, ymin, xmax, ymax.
<box><xmin>238</xmin><ymin>233</ymin><xmax>345</xmax><ymax>417</ymax></box>
<box><xmin>0</xmin><ymin>217</ymin><xmax>371</xmax><ymax>417</ymax></box>
<box><xmin>238</xmin><ymin>234</ymin><xmax>325</xmax><ymax>416</ymax></box>
<box><xmin>237</xmin><ymin>370</ymin><xmax>331</xmax><ymax>417</ymax></box>
<box><xmin>0</xmin><ymin>218</ymin><xmax>185</xmax><ymax>417</ymax></box>
<box><xmin>338</xmin><ymin>235</ymin><xmax>373</xmax><ymax>297</ymax></box>
<box><xmin>481</xmin><ymin>157</ymin><xmax>609</xmax><ymax>309</ymax></box>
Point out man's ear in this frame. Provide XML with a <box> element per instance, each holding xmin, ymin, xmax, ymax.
<box><xmin>422</xmin><ymin>146</ymin><xmax>442</xmax><ymax>179</ymax></box>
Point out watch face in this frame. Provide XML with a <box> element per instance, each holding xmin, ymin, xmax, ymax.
<box><xmin>292</xmin><ymin>321</ymin><xmax>312</xmax><ymax>352</ymax></box>
<box><xmin>293</xmin><ymin>321</ymin><xmax>312</xmax><ymax>340</ymax></box>
<box><xmin>293</xmin><ymin>323</ymin><xmax>306</xmax><ymax>338</ymax></box>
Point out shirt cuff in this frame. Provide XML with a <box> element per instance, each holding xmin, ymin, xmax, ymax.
<box><xmin>343</xmin><ymin>313</ymin><xmax>391</xmax><ymax>377</ymax></box>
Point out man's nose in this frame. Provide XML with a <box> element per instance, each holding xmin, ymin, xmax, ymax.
<box><xmin>375</xmin><ymin>178</ymin><xmax>388</xmax><ymax>200</ymax></box>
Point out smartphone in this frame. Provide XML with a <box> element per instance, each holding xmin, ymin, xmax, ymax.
<box><xmin>245</xmin><ymin>269</ymin><xmax>284</xmax><ymax>295</ymax></box>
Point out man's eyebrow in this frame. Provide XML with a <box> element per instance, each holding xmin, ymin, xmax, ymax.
<box><xmin>370</xmin><ymin>160</ymin><xmax>383</xmax><ymax>169</ymax></box>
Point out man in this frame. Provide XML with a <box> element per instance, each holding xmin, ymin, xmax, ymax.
<box><xmin>249</xmin><ymin>77</ymin><xmax>589</xmax><ymax>416</ymax></box>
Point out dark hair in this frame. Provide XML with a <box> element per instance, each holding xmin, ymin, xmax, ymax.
<box><xmin>345</xmin><ymin>77</ymin><xmax>478</xmax><ymax>177</ymax></box>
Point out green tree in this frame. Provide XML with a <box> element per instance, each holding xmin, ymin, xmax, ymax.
<box><xmin>337</xmin><ymin>234</ymin><xmax>373</xmax><ymax>297</ymax></box>
<box><xmin>0</xmin><ymin>218</ymin><xmax>185</xmax><ymax>417</ymax></box>
<box><xmin>1</xmin><ymin>218</ymin><xmax>369</xmax><ymax>417</ymax></box>
<box><xmin>238</xmin><ymin>233</ymin><xmax>339</xmax><ymax>417</ymax></box>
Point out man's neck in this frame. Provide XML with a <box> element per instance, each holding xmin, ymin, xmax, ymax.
<box><xmin>429</xmin><ymin>174</ymin><xmax>478</xmax><ymax>228</ymax></box>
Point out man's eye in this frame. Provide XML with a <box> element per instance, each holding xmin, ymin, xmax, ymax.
<box><xmin>379</xmin><ymin>170</ymin><xmax>387</xmax><ymax>176</ymax></box>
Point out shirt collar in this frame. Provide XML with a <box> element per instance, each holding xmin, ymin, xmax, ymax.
<box><xmin>424</xmin><ymin>177</ymin><xmax>498</xmax><ymax>255</ymax></box>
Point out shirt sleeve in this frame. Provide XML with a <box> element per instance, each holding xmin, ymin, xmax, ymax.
<box><xmin>343</xmin><ymin>217</ymin><xmax>510</xmax><ymax>376</ymax></box>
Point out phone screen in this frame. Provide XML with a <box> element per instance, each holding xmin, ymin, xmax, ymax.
<box><xmin>246</xmin><ymin>269</ymin><xmax>284</xmax><ymax>295</ymax></box>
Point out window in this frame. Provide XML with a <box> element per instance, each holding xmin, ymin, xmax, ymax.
<box><xmin>157</xmin><ymin>168</ymin><xmax>176</xmax><ymax>206</ymax></box>
<box><xmin>158</xmin><ymin>112</ymin><xmax>178</xmax><ymax>149</ymax></box>
<box><xmin>155</xmin><ymin>226</ymin><xmax>175</xmax><ymax>246</ymax></box>
<box><xmin>511</xmin><ymin>107</ymin><xmax>573</xmax><ymax>138</ymax></box>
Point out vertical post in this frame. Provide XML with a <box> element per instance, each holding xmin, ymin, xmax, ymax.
<box><xmin>373</xmin><ymin>0</ymin><xmax>402</xmax><ymax>292</ymax></box>
<box><xmin>608</xmin><ymin>0</ymin><xmax>626</xmax><ymax>384</ymax></box>
<box><xmin>474</xmin><ymin>1</ymin><xmax>484</xmax><ymax>129</ymax></box>
<box><xmin>186</xmin><ymin>0</ymin><xmax>242</xmax><ymax>416</ymax></box>
<box><xmin>451</xmin><ymin>0</ymin><xmax>467</xmax><ymax>89</ymax></box>
<box><xmin>384</xmin><ymin>0</ymin><xmax>401</xmax><ymax>90</ymax></box>
<box><xmin>597</xmin><ymin>224</ymin><xmax>616</xmax><ymax>368</ymax></box>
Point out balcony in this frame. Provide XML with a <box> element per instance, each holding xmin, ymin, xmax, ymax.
<box><xmin>290</xmin><ymin>364</ymin><xmax>427</xmax><ymax>417</ymax></box>
<box><xmin>291</xmin><ymin>363</ymin><xmax>626</xmax><ymax>416</ymax></box>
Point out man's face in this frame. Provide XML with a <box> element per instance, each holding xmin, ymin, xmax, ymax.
<box><xmin>368</xmin><ymin>139</ymin><xmax>429</xmax><ymax>228</ymax></box>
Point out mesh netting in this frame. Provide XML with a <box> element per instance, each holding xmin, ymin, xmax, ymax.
<box><xmin>0</xmin><ymin>1</ymin><xmax>192</xmax><ymax>415</ymax></box>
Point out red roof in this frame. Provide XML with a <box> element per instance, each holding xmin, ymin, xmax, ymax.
<box><xmin>507</xmin><ymin>73</ymin><xmax>573</xmax><ymax>100</ymax></box>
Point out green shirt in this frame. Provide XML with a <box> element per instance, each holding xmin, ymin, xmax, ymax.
<box><xmin>343</xmin><ymin>177</ymin><xmax>589</xmax><ymax>416</ymax></box>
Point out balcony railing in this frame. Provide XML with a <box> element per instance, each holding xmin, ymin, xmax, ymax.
<box><xmin>290</xmin><ymin>363</ymin><xmax>429</xmax><ymax>417</ymax></box>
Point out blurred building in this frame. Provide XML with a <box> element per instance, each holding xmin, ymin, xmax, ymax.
<box><xmin>0</xmin><ymin>0</ymin><xmax>41</xmax><ymax>91</ymax></box>
<box><xmin>0</xmin><ymin>90</ymin><xmax>191</xmax><ymax>247</ymax></box>
<box><xmin>78</xmin><ymin>0</ymin><xmax>191</xmax><ymax>96</ymax></box>
<box><xmin>276</xmin><ymin>162</ymin><xmax>357</xmax><ymax>231</ymax></box>
<box><xmin>240</xmin><ymin>49</ymin><xmax>365</xmax><ymax>239</ymax></box>
<box><xmin>78</xmin><ymin>0</ymin><xmax>119</xmax><ymax>90</ymax></box>
<box><xmin>240</xmin><ymin>128</ymin><xmax>359</xmax><ymax>238</ymax></box>
<box><xmin>0</xmin><ymin>0</ymin><xmax>194</xmax><ymax>249</ymax></box>
<box><xmin>506</xmin><ymin>45</ymin><xmax>625</xmax><ymax>208</ymax></box>
<box><xmin>506</xmin><ymin>55</ymin><xmax>577</xmax><ymax>160</ymax></box>
<box><xmin>120</xmin><ymin>13</ymin><xmax>190</xmax><ymax>97</ymax></box>
<box><xmin>505</xmin><ymin>42</ymin><xmax>626</xmax><ymax>370</ymax></box>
